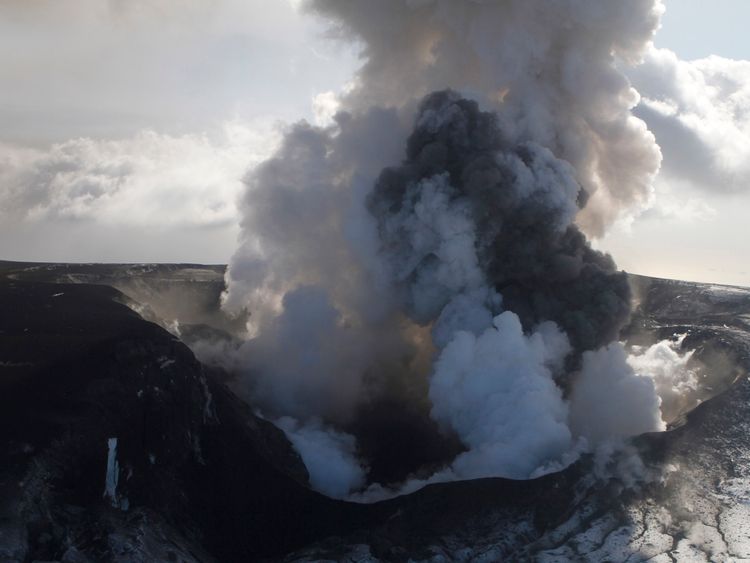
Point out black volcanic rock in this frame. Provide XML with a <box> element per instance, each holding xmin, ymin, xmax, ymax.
<box><xmin>1</xmin><ymin>263</ymin><xmax>750</xmax><ymax>562</ymax></box>
<box><xmin>0</xmin><ymin>276</ymin><xmax>353</xmax><ymax>562</ymax></box>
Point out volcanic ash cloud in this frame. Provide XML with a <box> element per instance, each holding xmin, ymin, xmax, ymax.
<box><xmin>221</xmin><ymin>0</ymin><xmax>696</xmax><ymax>498</ymax></box>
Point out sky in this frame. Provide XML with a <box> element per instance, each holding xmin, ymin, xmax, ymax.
<box><xmin>655</xmin><ymin>0</ymin><xmax>750</xmax><ymax>60</ymax></box>
<box><xmin>0</xmin><ymin>0</ymin><xmax>748</xmax><ymax>286</ymax></box>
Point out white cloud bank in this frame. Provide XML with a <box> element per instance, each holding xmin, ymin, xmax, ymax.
<box><xmin>0</xmin><ymin>122</ymin><xmax>274</xmax><ymax>228</ymax></box>
<box><xmin>0</xmin><ymin>121</ymin><xmax>278</xmax><ymax>262</ymax></box>
<box><xmin>630</xmin><ymin>47</ymin><xmax>750</xmax><ymax>194</ymax></box>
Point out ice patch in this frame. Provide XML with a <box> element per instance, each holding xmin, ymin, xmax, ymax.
<box><xmin>0</xmin><ymin>361</ymin><xmax>34</xmax><ymax>367</ymax></box>
<box><xmin>103</xmin><ymin>437</ymin><xmax>121</xmax><ymax>509</ymax></box>
<box><xmin>199</xmin><ymin>376</ymin><xmax>215</xmax><ymax>423</ymax></box>
<box><xmin>158</xmin><ymin>356</ymin><xmax>176</xmax><ymax>370</ymax></box>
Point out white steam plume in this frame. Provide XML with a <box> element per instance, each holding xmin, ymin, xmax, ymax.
<box><xmin>276</xmin><ymin>417</ymin><xmax>367</xmax><ymax>499</ymax></box>
<box><xmin>430</xmin><ymin>313</ymin><xmax>572</xmax><ymax>480</ymax></box>
<box><xmin>570</xmin><ymin>343</ymin><xmax>666</xmax><ymax>446</ymax></box>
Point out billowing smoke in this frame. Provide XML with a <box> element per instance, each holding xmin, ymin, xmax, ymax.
<box><xmin>307</xmin><ymin>0</ymin><xmax>664</xmax><ymax>234</ymax></box>
<box><xmin>370</xmin><ymin>91</ymin><xmax>631</xmax><ymax>358</ymax></box>
<box><xmin>429</xmin><ymin>312</ymin><xmax>573</xmax><ymax>480</ymax></box>
<box><xmin>570</xmin><ymin>343</ymin><xmax>665</xmax><ymax>445</ymax></box>
<box><xmin>221</xmin><ymin>0</ymin><xmax>694</xmax><ymax>499</ymax></box>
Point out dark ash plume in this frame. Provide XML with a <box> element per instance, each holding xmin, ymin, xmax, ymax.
<box><xmin>369</xmin><ymin>91</ymin><xmax>631</xmax><ymax>358</ymax></box>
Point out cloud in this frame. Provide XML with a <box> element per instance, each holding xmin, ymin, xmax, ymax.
<box><xmin>0</xmin><ymin>120</ymin><xmax>280</xmax><ymax>262</ymax></box>
<box><xmin>639</xmin><ymin>181</ymin><xmax>718</xmax><ymax>223</ymax></box>
<box><xmin>0</xmin><ymin>121</ymin><xmax>277</xmax><ymax>230</ymax></box>
<box><xmin>630</xmin><ymin>47</ymin><xmax>750</xmax><ymax>194</ymax></box>
<box><xmin>0</xmin><ymin>0</ymin><xmax>356</xmax><ymax>144</ymax></box>
<box><xmin>312</xmin><ymin>90</ymin><xmax>342</xmax><ymax>127</ymax></box>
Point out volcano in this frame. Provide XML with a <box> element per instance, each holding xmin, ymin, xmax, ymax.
<box><xmin>1</xmin><ymin>260</ymin><xmax>748</xmax><ymax>562</ymax></box>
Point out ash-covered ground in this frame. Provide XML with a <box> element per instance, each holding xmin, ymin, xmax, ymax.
<box><xmin>1</xmin><ymin>260</ymin><xmax>749</xmax><ymax>562</ymax></box>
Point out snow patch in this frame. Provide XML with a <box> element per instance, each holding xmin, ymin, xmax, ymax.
<box><xmin>199</xmin><ymin>376</ymin><xmax>215</xmax><ymax>423</ymax></box>
<box><xmin>103</xmin><ymin>437</ymin><xmax>123</xmax><ymax>509</ymax></box>
<box><xmin>158</xmin><ymin>356</ymin><xmax>176</xmax><ymax>370</ymax></box>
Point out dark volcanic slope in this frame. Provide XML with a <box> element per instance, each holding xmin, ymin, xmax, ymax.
<box><xmin>0</xmin><ymin>275</ymin><xmax>372</xmax><ymax>562</ymax></box>
<box><xmin>1</xmin><ymin>263</ymin><xmax>750</xmax><ymax>562</ymax></box>
<box><xmin>0</xmin><ymin>260</ymin><xmax>246</xmax><ymax>336</ymax></box>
